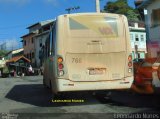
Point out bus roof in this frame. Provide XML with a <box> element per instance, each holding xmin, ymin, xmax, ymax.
<box><xmin>57</xmin><ymin>12</ymin><xmax>125</xmax><ymax>18</ymax></box>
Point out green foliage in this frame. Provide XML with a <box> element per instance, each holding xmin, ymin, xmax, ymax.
<box><xmin>3</xmin><ymin>66</ymin><xmax>9</xmax><ymax>73</ymax></box>
<box><xmin>126</xmin><ymin>9</ymin><xmax>139</xmax><ymax>21</ymax></box>
<box><xmin>0</xmin><ymin>50</ymin><xmax>7</xmax><ymax>57</ymax></box>
<box><xmin>103</xmin><ymin>0</ymin><xmax>140</xmax><ymax>21</ymax></box>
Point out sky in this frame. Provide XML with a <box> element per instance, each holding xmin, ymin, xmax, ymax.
<box><xmin>0</xmin><ymin>0</ymin><xmax>135</xmax><ymax>49</ymax></box>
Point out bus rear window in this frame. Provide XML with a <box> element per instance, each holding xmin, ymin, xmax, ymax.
<box><xmin>69</xmin><ymin>15</ymin><xmax>119</xmax><ymax>38</ymax></box>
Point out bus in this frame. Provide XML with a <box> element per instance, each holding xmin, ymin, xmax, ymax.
<box><xmin>43</xmin><ymin>13</ymin><xmax>134</xmax><ymax>95</ymax></box>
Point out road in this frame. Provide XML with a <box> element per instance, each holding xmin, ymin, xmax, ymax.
<box><xmin>0</xmin><ymin>76</ymin><xmax>160</xmax><ymax>119</ymax></box>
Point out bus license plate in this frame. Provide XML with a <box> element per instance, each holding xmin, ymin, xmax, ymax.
<box><xmin>89</xmin><ymin>68</ymin><xmax>106</xmax><ymax>75</ymax></box>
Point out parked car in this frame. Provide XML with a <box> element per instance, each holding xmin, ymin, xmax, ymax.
<box><xmin>132</xmin><ymin>58</ymin><xmax>159</xmax><ymax>94</ymax></box>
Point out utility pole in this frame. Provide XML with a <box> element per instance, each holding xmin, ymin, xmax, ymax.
<box><xmin>65</xmin><ymin>6</ymin><xmax>80</xmax><ymax>14</ymax></box>
<box><xmin>96</xmin><ymin>0</ymin><xmax>100</xmax><ymax>13</ymax></box>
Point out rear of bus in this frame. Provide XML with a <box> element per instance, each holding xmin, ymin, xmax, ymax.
<box><xmin>55</xmin><ymin>13</ymin><xmax>133</xmax><ymax>92</ymax></box>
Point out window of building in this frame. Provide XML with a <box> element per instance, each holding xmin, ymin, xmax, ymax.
<box><xmin>138</xmin><ymin>23</ymin><xmax>145</xmax><ymax>28</ymax></box>
<box><xmin>27</xmin><ymin>54</ymin><xmax>29</xmax><ymax>59</ymax></box>
<box><xmin>43</xmin><ymin>25</ymin><xmax>50</xmax><ymax>32</ymax></box>
<box><xmin>151</xmin><ymin>9</ymin><xmax>160</xmax><ymax>27</ymax></box>
<box><xmin>24</xmin><ymin>40</ymin><xmax>26</xmax><ymax>46</ymax></box>
<box><xmin>32</xmin><ymin>38</ymin><xmax>34</xmax><ymax>44</ymax></box>
<box><xmin>30</xmin><ymin>53</ymin><xmax>32</xmax><ymax>60</ymax></box>
<box><xmin>135</xmin><ymin>34</ymin><xmax>139</xmax><ymax>41</ymax></box>
<box><xmin>39</xmin><ymin>39</ymin><xmax>42</xmax><ymax>47</ymax></box>
<box><xmin>140</xmin><ymin>34</ymin><xmax>144</xmax><ymax>41</ymax></box>
<box><xmin>32</xmin><ymin>52</ymin><xmax>34</xmax><ymax>59</ymax></box>
<box><xmin>130</xmin><ymin>34</ymin><xmax>133</xmax><ymax>41</ymax></box>
<box><xmin>39</xmin><ymin>29</ymin><xmax>43</xmax><ymax>34</ymax></box>
<box><xmin>28</xmin><ymin>39</ymin><xmax>30</xmax><ymax>44</ymax></box>
<box><xmin>40</xmin><ymin>43</ymin><xmax>42</xmax><ymax>47</ymax></box>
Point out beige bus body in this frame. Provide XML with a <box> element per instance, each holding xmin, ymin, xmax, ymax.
<box><xmin>43</xmin><ymin>13</ymin><xmax>134</xmax><ymax>94</ymax></box>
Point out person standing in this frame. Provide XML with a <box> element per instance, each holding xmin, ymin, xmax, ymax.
<box><xmin>28</xmin><ymin>65</ymin><xmax>33</xmax><ymax>75</ymax></box>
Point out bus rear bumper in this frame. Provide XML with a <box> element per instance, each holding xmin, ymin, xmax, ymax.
<box><xmin>56</xmin><ymin>76</ymin><xmax>134</xmax><ymax>92</ymax></box>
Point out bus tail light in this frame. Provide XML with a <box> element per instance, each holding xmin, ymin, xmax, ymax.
<box><xmin>128</xmin><ymin>55</ymin><xmax>133</xmax><ymax>73</ymax></box>
<box><xmin>58</xmin><ymin>57</ymin><xmax>64</xmax><ymax>76</ymax></box>
<box><xmin>58</xmin><ymin>64</ymin><xmax>64</xmax><ymax>69</ymax></box>
<box><xmin>59</xmin><ymin>70</ymin><xmax>64</xmax><ymax>76</ymax></box>
<box><xmin>128</xmin><ymin>55</ymin><xmax>132</xmax><ymax>62</ymax></box>
<box><xmin>128</xmin><ymin>68</ymin><xmax>132</xmax><ymax>73</ymax></box>
<box><xmin>58</xmin><ymin>57</ymin><xmax>63</xmax><ymax>63</ymax></box>
<box><xmin>128</xmin><ymin>62</ymin><xmax>132</xmax><ymax>67</ymax></box>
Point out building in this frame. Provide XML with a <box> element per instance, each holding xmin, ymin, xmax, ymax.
<box><xmin>0</xmin><ymin>48</ymin><xmax>30</xmax><ymax>76</ymax></box>
<box><xmin>4</xmin><ymin>48</ymin><xmax>24</xmax><ymax>60</ymax></box>
<box><xmin>21</xmin><ymin>33</ymin><xmax>36</xmax><ymax>66</ymax></box>
<box><xmin>6</xmin><ymin>56</ymin><xmax>31</xmax><ymax>76</ymax></box>
<box><xmin>138</xmin><ymin>0</ymin><xmax>160</xmax><ymax>58</ymax></box>
<box><xmin>21</xmin><ymin>20</ymin><xmax>54</xmax><ymax>68</ymax></box>
<box><xmin>129</xmin><ymin>21</ymin><xmax>147</xmax><ymax>59</ymax></box>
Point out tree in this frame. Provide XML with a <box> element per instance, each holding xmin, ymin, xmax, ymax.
<box><xmin>0</xmin><ymin>50</ymin><xmax>7</xmax><ymax>57</ymax></box>
<box><xmin>103</xmin><ymin>0</ymin><xmax>140</xmax><ymax>21</ymax></box>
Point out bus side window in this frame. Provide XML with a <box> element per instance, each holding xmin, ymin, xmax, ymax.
<box><xmin>44</xmin><ymin>35</ymin><xmax>50</xmax><ymax>58</ymax></box>
<box><xmin>51</xmin><ymin>23</ymin><xmax>56</xmax><ymax>56</ymax></box>
<box><xmin>49</xmin><ymin>31</ymin><xmax>53</xmax><ymax>56</ymax></box>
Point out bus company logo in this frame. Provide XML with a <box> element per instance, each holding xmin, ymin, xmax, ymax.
<box><xmin>99</xmin><ymin>27</ymin><xmax>114</xmax><ymax>35</ymax></box>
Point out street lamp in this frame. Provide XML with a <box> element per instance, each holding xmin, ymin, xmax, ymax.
<box><xmin>95</xmin><ymin>0</ymin><xmax>103</xmax><ymax>13</ymax></box>
<box><xmin>96</xmin><ymin>0</ymin><xmax>100</xmax><ymax>13</ymax></box>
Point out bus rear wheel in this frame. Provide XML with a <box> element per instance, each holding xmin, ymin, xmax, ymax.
<box><xmin>43</xmin><ymin>78</ymin><xmax>50</xmax><ymax>89</ymax></box>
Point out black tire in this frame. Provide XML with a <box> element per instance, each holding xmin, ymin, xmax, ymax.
<box><xmin>95</xmin><ymin>91</ymin><xmax>111</xmax><ymax>103</ymax></box>
<box><xmin>52</xmin><ymin>92</ymin><xmax>67</xmax><ymax>100</ymax></box>
<box><xmin>43</xmin><ymin>78</ymin><xmax>49</xmax><ymax>89</ymax></box>
<box><xmin>43</xmin><ymin>78</ymin><xmax>45</xmax><ymax>86</ymax></box>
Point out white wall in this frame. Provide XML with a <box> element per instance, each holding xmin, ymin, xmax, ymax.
<box><xmin>130</xmin><ymin>32</ymin><xmax>146</xmax><ymax>50</ymax></box>
<box><xmin>130</xmin><ymin>31</ymin><xmax>147</xmax><ymax>59</ymax></box>
<box><xmin>29</xmin><ymin>25</ymin><xmax>40</xmax><ymax>33</ymax></box>
<box><xmin>34</xmin><ymin>33</ymin><xmax>49</xmax><ymax>67</ymax></box>
<box><xmin>146</xmin><ymin>0</ymin><xmax>160</xmax><ymax>40</ymax></box>
<box><xmin>145</xmin><ymin>0</ymin><xmax>160</xmax><ymax>58</ymax></box>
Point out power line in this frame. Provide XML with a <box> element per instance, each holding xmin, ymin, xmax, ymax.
<box><xmin>0</xmin><ymin>24</ymin><xmax>31</xmax><ymax>30</ymax></box>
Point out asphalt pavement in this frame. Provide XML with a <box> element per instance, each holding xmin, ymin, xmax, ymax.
<box><xmin>0</xmin><ymin>76</ymin><xmax>160</xmax><ymax>119</ymax></box>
